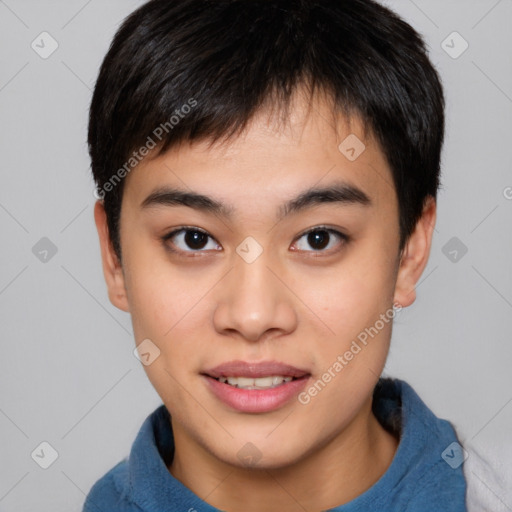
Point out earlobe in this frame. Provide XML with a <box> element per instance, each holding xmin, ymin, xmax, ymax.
<box><xmin>93</xmin><ymin>200</ymin><xmax>130</xmax><ymax>312</ymax></box>
<box><xmin>393</xmin><ymin>196</ymin><xmax>437</xmax><ymax>308</ymax></box>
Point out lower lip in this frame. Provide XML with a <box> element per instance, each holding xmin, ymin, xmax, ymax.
<box><xmin>203</xmin><ymin>375</ymin><xmax>310</xmax><ymax>413</ymax></box>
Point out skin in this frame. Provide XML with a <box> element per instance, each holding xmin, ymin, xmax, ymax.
<box><xmin>94</xmin><ymin>89</ymin><xmax>436</xmax><ymax>512</ymax></box>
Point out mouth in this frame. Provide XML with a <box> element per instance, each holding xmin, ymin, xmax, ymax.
<box><xmin>213</xmin><ymin>375</ymin><xmax>300</xmax><ymax>390</ymax></box>
<box><xmin>201</xmin><ymin>360</ymin><xmax>311</xmax><ymax>413</ymax></box>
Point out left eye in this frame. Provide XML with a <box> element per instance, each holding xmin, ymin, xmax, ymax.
<box><xmin>293</xmin><ymin>228</ymin><xmax>347</xmax><ymax>253</ymax></box>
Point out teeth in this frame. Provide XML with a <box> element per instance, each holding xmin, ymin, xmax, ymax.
<box><xmin>217</xmin><ymin>375</ymin><xmax>293</xmax><ymax>389</ymax></box>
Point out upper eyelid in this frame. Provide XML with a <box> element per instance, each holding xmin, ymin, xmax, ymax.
<box><xmin>298</xmin><ymin>225</ymin><xmax>345</xmax><ymax>237</ymax></box>
<box><xmin>164</xmin><ymin>225</ymin><xmax>344</xmax><ymax>239</ymax></box>
<box><xmin>163</xmin><ymin>226</ymin><xmax>211</xmax><ymax>240</ymax></box>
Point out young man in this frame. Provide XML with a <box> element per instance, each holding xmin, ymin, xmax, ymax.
<box><xmin>84</xmin><ymin>0</ymin><xmax>467</xmax><ymax>510</ymax></box>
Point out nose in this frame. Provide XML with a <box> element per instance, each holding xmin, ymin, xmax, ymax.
<box><xmin>212</xmin><ymin>247</ymin><xmax>298</xmax><ymax>342</ymax></box>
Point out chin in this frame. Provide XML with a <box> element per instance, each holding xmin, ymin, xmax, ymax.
<box><xmin>210</xmin><ymin>435</ymin><xmax>313</xmax><ymax>471</ymax></box>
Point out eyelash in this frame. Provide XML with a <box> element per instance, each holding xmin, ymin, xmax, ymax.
<box><xmin>161</xmin><ymin>225</ymin><xmax>349</xmax><ymax>257</ymax></box>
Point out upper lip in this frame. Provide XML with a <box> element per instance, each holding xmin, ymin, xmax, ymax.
<box><xmin>203</xmin><ymin>360</ymin><xmax>310</xmax><ymax>379</ymax></box>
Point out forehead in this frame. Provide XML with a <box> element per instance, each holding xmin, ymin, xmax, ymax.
<box><xmin>123</xmin><ymin>90</ymin><xmax>396</xmax><ymax>216</ymax></box>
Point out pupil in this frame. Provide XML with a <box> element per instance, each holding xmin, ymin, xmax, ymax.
<box><xmin>308</xmin><ymin>230</ymin><xmax>329</xmax><ymax>250</ymax></box>
<box><xmin>185</xmin><ymin>231</ymin><xmax>208</xmax><ymax>249</ymax></box>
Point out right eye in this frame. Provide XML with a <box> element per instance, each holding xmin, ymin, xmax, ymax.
<box><xmin>162</xmin><ymin>227</ymin><xmax>222</xmax><ymax>255</ymax></box>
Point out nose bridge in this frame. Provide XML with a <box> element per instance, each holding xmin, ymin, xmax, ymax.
<box><xmin>212</xmin><ymin>243</ymin><xmax>297</xmax><ymax>341</ymax></box>
<box><xmin>234</xmin><ymin>248</ymin><xmax>276</xmax><ymax>306</ymax></box>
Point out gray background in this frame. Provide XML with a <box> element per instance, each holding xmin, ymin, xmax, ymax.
<box><xmin>0</xmin><ymin>0</ymin><xmax>511</xmax><ymax>510</ymax></box>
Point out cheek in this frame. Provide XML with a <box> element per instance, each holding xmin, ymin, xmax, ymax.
<box><xmin>122</xmin><ymin>241</ymin><xmax>190</xmax><ymax>333</ymax></box>
<box><xmin>306</xmin><ymin>259</ymin><xmax>394</xmax><ymax>337</ymax></box>
<box><xmin>124</xmin><ymin>262</ymin><xmax>201</xmax><ymax>404</ymax></box>
<box><xmin>297</xmin><ymin>245</ymin><xmax>397</xmax><ymax>381</ymax></box>
<box><xmin>123</xmin><ymin>249</ymin><xmax>215</xmax><ymax>374</ymax></box>
<box><xmin>125</xmin><ymin>268</ymin><xmax>174</xmax><ymax>343</ymax></box>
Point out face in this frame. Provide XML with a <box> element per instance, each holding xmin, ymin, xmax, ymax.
<box><xmin>95</xmin><ymin>91</ymin><xmax>434</xmax><ymax>470</ymax></box>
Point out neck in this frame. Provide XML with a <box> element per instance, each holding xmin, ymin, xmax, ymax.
<box><xmin>169</xmin><ymin>397</ymin><xmax>399</xmax><ymax>512</ymax></box>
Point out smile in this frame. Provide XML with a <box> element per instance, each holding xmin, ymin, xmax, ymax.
<box><xmin>215</xmin><ymin>375</ymin><xmax>295</xmax><ymax>389</ymax></box>
<box><xmin>202</xmin><ymin>361</ymin><xmax>311</xmax><ymax>413</ymax></box>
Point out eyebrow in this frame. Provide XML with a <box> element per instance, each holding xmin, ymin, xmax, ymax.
<box><xmin>141</xmin><ymin>180</ymin><xmax>372</xmax><ymax>221</ymax></box>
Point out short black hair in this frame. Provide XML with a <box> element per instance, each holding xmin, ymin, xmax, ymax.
<box><xmin>88</xmin><ymin>0</ymin><xmax>445</xmax><ymax>260</ymax></box>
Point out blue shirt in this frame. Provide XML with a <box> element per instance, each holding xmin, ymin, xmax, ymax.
<box><xmin>83</xmin><ymin>378</ymin><xmax>467</xmax><ymax>511</ymax></box>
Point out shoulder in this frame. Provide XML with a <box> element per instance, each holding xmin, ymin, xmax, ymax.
<box><xmin>82</xmin><ymin>405</ymin><xmax>170</xmax><ymax>512</ymax></box>
<box><xmin>401</xmin><ymin>458</ymin><xmax>467</xmax><ymax>511</ymax></box>
<box><xmin>373</xmin><ymin>378</ymin><xmax>468</xmax><ymax>511</ymax></box>
<box><xmin>82</xmin><ymin>458</ymin><xmax>137</xmax><ymax>512</ymax></box>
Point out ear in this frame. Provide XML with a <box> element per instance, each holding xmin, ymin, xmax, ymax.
<box><xmin>94</xmin><ymin>200</ymin><xmax>130</xmax><ymax>312</ymax></box>
<box><xmin>393</xmin><ymin>196</ymin><xmax>437</xmax><ymax>308</ymax></box>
